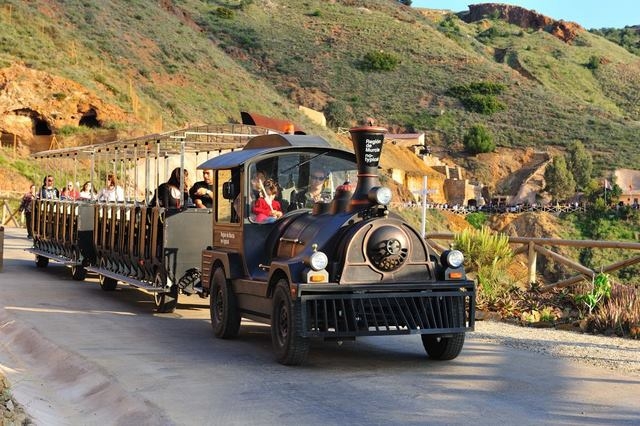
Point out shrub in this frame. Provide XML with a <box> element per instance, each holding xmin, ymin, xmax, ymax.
<box><xmin>466</xmin><ymin>211</ymin><xmax>487</xmax><ymax>229</ymax></box>
<box><xmin>589</xmin><ymin>282</ymin><xmax>639</xmax><ymax>336</ymax></box>
<box><xmin>575</xmin><ymin>273</ymin><xmax>612</xmax><ymax>315</ymax></box>
<box><xmin>215</xmin><ymin>7</ymin><xmax>234</xmax><ymax>19</ymax></box>
<box><xmin>359</xmin><ymin>50</ymin><xmax>400</xmax><ymax>72</ymax></box>
<box><xmin>585</xmin><ymin>55</ymin><xmax>601</xmax><ymax>70</ymax></box>
<box><xmin>455</xmin><ymin>226</ymin><xmax>513</xmax><ymax>273</ymax></box>
<box><xmin>460</xmin><ymin>94</ymin><xmax>505</xmax><ymax>114</ymax></box>
<box><xmin>463</xmin><ymin>124</ymin><xmax>495</xmax><ymax>154</ymax></box>
<box><xmin>454</xmin><ymin>226</ymin><xmax>514</xmax><ymax>305</ymax></box>
<box><xmin>447</xmin><ymin>82</ymin><xmax>506</xmax><ymax>115</ymax></box>
<box><xmin>447</xmin><ymin>82</ymin><xmax>506</xmax><ymax>97</ymax></box>
<box><xmin>438</xmin><ymin>15</ymin><xmax>461</xmax><ymax>36</ymax></box>
<box><xmin>324</xmin><ymin>100</ymin><xmax>352</xmax><ymax>128</ymax></box>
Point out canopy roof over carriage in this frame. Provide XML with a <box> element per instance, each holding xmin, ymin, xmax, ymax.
<box><xmin>31</xmin><ymin>124</ymin><xmax>276</xmax><ymax>160</ymax></box>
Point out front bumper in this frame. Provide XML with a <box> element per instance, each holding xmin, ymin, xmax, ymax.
<box><xmin>297</xmin><ymin>281</ymin><xmax>475</xmax><ymax>338</ymax></box>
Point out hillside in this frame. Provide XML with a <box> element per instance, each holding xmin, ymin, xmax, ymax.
<box><xmin>1</xmin><ymin>0</ymin><xmax>640</xmax><ymax>190</ymax></box>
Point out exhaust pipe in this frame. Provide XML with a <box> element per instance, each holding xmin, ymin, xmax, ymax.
<box><xmin>348</xmin><ymin>126</ymin><xmax>388</xmax><ymax>210</ymax></box>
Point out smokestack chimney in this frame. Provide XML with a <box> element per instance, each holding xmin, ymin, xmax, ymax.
<box><xmin>348</xmin><ymin>125</ymin><xmax>387</xmax><ymax>210</ymax></box>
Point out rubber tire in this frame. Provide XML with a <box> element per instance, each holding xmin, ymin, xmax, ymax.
<box><xmin>421</xmin><ymin>297</ymin><xmax>466</xmax><ymax>360</ymax></box>
<box><xmin>271</xmin><ymin>279</ymin><xmax>310</xmax><ymax>366</ymax></box>
<box><xmin>154</xmin><ymin>270</ymin><xmax>178</xmax><ymax>314</ymax></box>
<box><xmin>71</xmin><ymin>250</ymin><xmax>87</xmax><ymax>281</ymax></box>
<box><xmin>36</xmin><ymin>255</ymin><xmax>49</xmax><ymax>268</ymax></box>
<box><xmin>421</xmin><ymin>333</ymin><xmax>465</xmax><ymax>360</ymax></box>
<box><xmin>210</xmin><ymin>267</ymin><xmax>241</xmax><ymax>338</ymax></box>
<box><xmin>99</xmin><ymin>259</ymin><xmax>117</xmax><ymax>291</ymax></box>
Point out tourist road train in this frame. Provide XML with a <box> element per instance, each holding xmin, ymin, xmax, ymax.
<box><xmin>27</xmin><ymin>124</ymin><xmax>475</xmax><ymax>365</ymax></box>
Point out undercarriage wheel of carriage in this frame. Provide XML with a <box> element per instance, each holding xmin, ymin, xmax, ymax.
<box><xmin>421</xmin><ymin>298</ymin><xmax>466</xmax><ymax>360</ymax></box>
<box><xmin>210</xmin><ymin>267</ymin><xmax>240</xmax><ymax>338</ymax></box>
<box><xmin>70</xmin><ymin>249</ymin><xmax>87</xmax><ymax>281</ymax></box>
<box><xmin>154</xmin><ymin>268</ymin><xmax>178</xmax><ymax>314</ymax></box>
<box><xmin>36</xmin><ymin>255</ymin><xmax>49</xmax><ymax>268</ymax></box>
<box><xmin>271</xmin><ymin>279</ymin><xmax>310</xmax><ymax>366</ymax></box>
<box><xmin>98</xmin><ymin>258</ymin><xmax>118</xmax><ymax>291</ymax></box>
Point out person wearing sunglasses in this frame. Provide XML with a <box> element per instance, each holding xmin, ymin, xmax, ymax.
<box><xmin>292</xmin><ymin>167</ymin><xmax>329</xmax><ymax>209</ymax></box>
<box><xmin>39</xmin><ymin>175</ymin><xmax>59</xmax><ymax>199</ymax></box>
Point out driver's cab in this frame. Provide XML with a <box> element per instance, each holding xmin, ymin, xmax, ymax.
<box><xmin>200</xmin><ymin>134</ymin><xmax>357</xmax><ymax>280</ymax></box>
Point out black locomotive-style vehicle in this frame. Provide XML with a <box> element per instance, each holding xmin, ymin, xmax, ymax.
<box><xmin>198</xmin><ymin>126</ymin><xmax>475</xmax><ymax>365</ymax></box>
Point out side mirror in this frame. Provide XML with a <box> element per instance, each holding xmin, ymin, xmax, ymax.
<box><xmin>222</xmin><ymin>182</ymin><xmax>235</xmax><ymax>200</ymax></box>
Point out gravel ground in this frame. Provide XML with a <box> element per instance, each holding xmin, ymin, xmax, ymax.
<box><xmin>472</xmin><ymin>320</ymin><xmax>640</xmax><ymax>375</ymax></box>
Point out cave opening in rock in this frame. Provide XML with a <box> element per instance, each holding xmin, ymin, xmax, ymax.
<box><xmin>34</xmin><ymin>118</ymin><xmax>52</xmax><ymax>135</ymax></box>
<box><xmin>79</xmin><ymin>109</ymin><xmax>101</xmax><ymax>128</ymax></box>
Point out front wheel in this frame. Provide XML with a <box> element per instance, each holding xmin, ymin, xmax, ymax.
<box><xmin>210</xmin><ymin>267</ymin><xmax>240</xmax><ymax>338</ymax></box>
<box><xmin>271</xmin><ymin>280</ymin><xmax>309</xmax><ymax>366</ymax></box>
<box><xmin>421</xmin><ymin>333</ymin><xmax>465</xmax><ymax>360</ymax></box>
<box><xmin>154</xmin><ymin>269</ymin><xmax>178</xmax><ymax>313</ymax></box>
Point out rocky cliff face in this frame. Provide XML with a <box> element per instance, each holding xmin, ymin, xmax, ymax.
<box><xmin>0</xmin><ymin>63</ymin><xmax>133</xmax><ymax>152</ymax></box>
<box><xmin>460</xmin><ymin>3</ymin><xmax>583</xmax><ymax>43</ymax></box>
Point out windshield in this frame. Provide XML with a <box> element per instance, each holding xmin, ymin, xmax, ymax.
<box><xmin>246</xmin><ymin>151</ymin><xmax>357</xmax><ymax>221</ymax></box>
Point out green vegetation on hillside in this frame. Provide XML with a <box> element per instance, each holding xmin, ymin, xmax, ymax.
<box><xmin>590</xmin><ymin>26</ymin><xmax>640</xmax><ymax>56</ymax></box>
<box><xmin>1</xmin><ymin>1</ymin><xmax>639</xmax><ymax>172</ymax></box>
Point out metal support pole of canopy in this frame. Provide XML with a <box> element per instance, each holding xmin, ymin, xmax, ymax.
<box><xmin>179</xmin><ymin>140</ymin><xmax>185</xmax><ymax>207</ymax></box>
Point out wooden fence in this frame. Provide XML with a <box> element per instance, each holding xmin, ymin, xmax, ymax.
<box><xmin>426</xmin><ymin>233</ymin><xmax>640</xmax><ymax>291</ymax></box>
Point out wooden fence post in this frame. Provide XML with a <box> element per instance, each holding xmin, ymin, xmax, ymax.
<box><xmin>528</xmin><ymin>241</ymin><xmax>536</xmax><ymax>284</ymax></box>
<box><xmin>0</xmin><ymin>226</ymin><xmax>4</xmax><ymax>272</ymax></box>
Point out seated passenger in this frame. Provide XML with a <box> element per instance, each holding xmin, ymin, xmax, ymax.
<box><xmin>79</xmin><ymin>181</ymin><xmax>97</xmax><ymax>201</ymax></box>
<box><xmin>152</xmin><ymin>167</ymin><xmax>191</xmax><ymax>209</ymax></box>
<box><xmin>40</xmin><ymin>175</ymin><xmax>60</xmax><ymax>200</ymax></box>
<box><xmin>189</xmin><ymin>169</ymin><xmax>214</xmax><ymax>209</ymax></box>
<box><xmin>252</xmin><ymin>178</ymin><xmax>283</xmax><ymax>223</ymax></box>
<box><xmin>97</xmin><ymin>173</ymin><xmax>125</xmax><ymax>203</ymax></box>
<box><xmin>61</xmin><ymin>181</ymin><xmax>80</xmax><ymax>201</ymax></box>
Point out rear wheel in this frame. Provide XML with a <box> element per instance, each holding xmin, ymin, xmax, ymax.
<box><xmin>271</xmin><ymin>279</ymin><xmax>309</xmax><ymax>366</ymax></box>
<box><xmin>36</xmin><ymin>255</ymin><xmax>49</xmax><ymax>268</ymax></box>
<box><xmin>210</xmin><ymin>267</ymin><xmax>240</xmax><ymax>338</ymax></box>
<box><xmin>70</xmin><ymin>250</ymin><xmax>87</xmax><ymax>281</ymax></box>
<box><xmin>154</xmin><ymin>269</ymin><xmax>178</xmax><ymax>313</ymax></box>
<box><xmin>99</xmin><ymin>258</ymin><xmax>117</xmax><ymax>291</ymax></box>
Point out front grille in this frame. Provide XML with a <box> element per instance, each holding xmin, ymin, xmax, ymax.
<box><xmin>300</xmin><ymin>290</ymin><xmax>474</xmax><ymax>338</ymax></box>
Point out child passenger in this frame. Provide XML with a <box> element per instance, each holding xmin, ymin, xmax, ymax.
<box><xmin>251</xmin><ymin>178</ymin><xmax>283</xmax><ymax>223</ymax></box>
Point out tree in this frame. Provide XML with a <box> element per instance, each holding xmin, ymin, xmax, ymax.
<box><xmin>544</xmin><ymin>155</ymin><xmax>576</xmax><ymax>201</ymax></box>
<box><xmin>566</xmin><ymin>140</ymin><xmax>593</xmax><ymax>190</ymax></box>
<box><xmin>463</xmin><ymin>124</ymin><xmax>495</xmax><ymax>154</ymax></box>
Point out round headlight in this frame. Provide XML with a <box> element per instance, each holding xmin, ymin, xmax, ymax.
<box><xmin>444</xmin><ymin>250</ymin><xmax>464</xmax><ymax>268</ymax></box>
<box><xmin>368</xmin><ymin>186</ymin><xmax>392</xmax><ymax>205</ymax></box>
<box><xmin>309</xmin><ymin>251</ymin><xmax>329</xmax><ymax>271</ymax></box>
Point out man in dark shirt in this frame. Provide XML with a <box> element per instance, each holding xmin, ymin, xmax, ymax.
<box><xmin>189</xmin><ymin>169</ymin><xmax>214</xmax><ymax>208</ymax></box>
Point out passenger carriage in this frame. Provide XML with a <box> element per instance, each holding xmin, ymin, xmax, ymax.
<box><xmin>27</xmin><ymin>124</ymin><xmax>271</xmax><ymax>312</ymax></box>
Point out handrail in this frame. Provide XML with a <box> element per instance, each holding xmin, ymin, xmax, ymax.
<box><xmin>426</xmin><ymin>233</ymin><xmax>640</xmax><ymax>291</ymax></box>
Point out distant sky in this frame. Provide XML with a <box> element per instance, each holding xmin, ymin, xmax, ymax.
<box><xmin>411</xmin><ymin>1</ymin><xmax>640</xmax><ymax>29</ymax></box>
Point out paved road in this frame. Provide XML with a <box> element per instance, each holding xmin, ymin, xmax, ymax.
<box><xmin>0</xmin><ymin>227</ymin><xmax>638</xmax><ymax>425</ymax></box>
